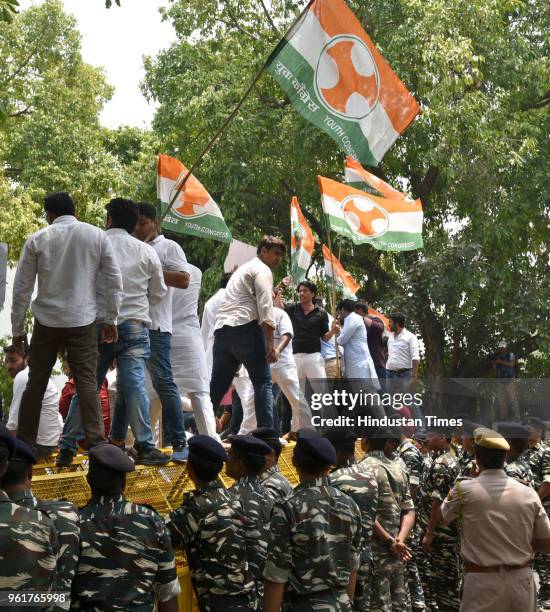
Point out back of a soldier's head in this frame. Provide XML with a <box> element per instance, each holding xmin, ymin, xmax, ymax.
<box><xmin>0</xmin><ymin>424</ymin><xmax>15</xmax><ymax>480</ymax></box>
<box><xmin>86</xmin><ymin>444</ymin><xmax>134</xmax><ymax>497</ymax></box>
<box><xmin>293</xmin><ymin>430</ymin><xmax>336</xmax><ymax>478</ymax></box>
<box><xmin>227</xmin><ymin>436</ymin><xmax>271</xmax><ymax>478</ymax></box>
<box><xmin>187</xmin><ymin>435</ymin><xmax>227</xmax><ymax>484</ymax></box>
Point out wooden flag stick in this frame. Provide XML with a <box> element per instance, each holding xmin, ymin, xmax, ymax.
<box><xmin>159</xmin><ymin>0</ymin><xmax>315</xmax><ymax>226</ymax></box>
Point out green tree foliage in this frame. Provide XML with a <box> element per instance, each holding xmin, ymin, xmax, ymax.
<box><xmin>142</xmin><ymin>0</ymin><xmax>550</xmax><ymax>376</ymax></box>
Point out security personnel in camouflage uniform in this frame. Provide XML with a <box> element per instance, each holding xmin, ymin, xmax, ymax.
<box><xmin>0</xmin><ymin>424</ymin><xmax>58</xmax><ymax>602</ymax></box>
<box><xmin>264</xmin><ymin>430</ymin><xmax>362</xmax><ymax>612</ymax></box>
<box><xmin>456</xmin><ymin>420</ymin><xmax>481</xmax><ymax>480</ymax></box>
<box><xmin>166</xmin><ymin>435</ymin><xmax>256</xmax><ymax>611</ymax></box>
<box><xmin>498</xmin><ymin>422</ymin><xmax>535</xmax><ymax>488</ymax></box>
<box><xmin>324</xmin><ymin>428</ymin><xmax>379</xmax><ymax>611</ymax></box>
<box><xmin>360</xmin><ymin>427</ymin><xmax>415</xmax><ymax>612</ymax></box>
<box><xmin>227</xmin><ymin>435</ymin><xmax>275</xmax><ymax>599</ymax></box>
<box><xmin>251</xmin><ymin>427</ymin><xmax>292</xmax><ymax>502</ymax></box>
<box><xmin>523</xmin><ymin>416</ymin><xmax>550</xmax><ymax>607</ymax></box>
<box><xmin>1</xmin><ymin>439</ymin><xmax>79</xmax><ymax>611</ymax></box>
<box><xmin>71</xmin><ymin>443</ymin><xmax>180</xmax><ymax>611</ymax></box>
<box><xmin>396</xmin><ymin>430</ymin><xmax>425</xmax><ymax>612</ymax></box>
<box><xmin>419</xmin><ymin>425</ymin><xmax>460</xmax><ymax>612</ymax></box>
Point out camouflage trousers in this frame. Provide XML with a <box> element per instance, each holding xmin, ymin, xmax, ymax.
<box><xmin>352</xmin><ymin>560</ymin><xmax>373</xmax><ymax>611</ymax></box>
<box><xmin>407</xmin><ymin>530</ymin><xmax>426</xmax><ymax>610</ymax></box>
<box><xmin>369</xmin><ymin>553</ymin><xmax>410</xmax><ymax>612</ymax></box>
<box><xmin>424</xmin><ymin>536</ymin><xmax>461</xmax><ymax>612</ymax></box>
<box><xmin>282</xmin><ymin>588</ymin><xmax>351</xmax><ymax>611</ymax></box>
<box><xmin>200</xmin><ymin>592</ymin><xmax>258</xmax><ymax>611</ymax></box>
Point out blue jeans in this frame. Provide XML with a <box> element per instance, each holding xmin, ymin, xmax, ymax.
<box><xmin>60</xmin><ymin>321</ymin><xmax>156</xmax><ymax>453</ymax></box>
<box><xmin>210</xmin><ymin>322</ymin><xmax>274</xmax><ymax>429</ymax></box>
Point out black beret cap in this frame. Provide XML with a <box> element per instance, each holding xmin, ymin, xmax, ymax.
<box><xmin>189</xmin><ymin>435</ymin><xmax>228</xmax><ymax>463</ymax></box>
<box><xmin>88</xmin><ymin>443</ymin><xmax>135</xmax><ymax>473</ymax></box>
<box><xmin>0</xmin><ymin>424</ymin><xmax>16</xmax><ymax>460</ymax></box>
<box><xmin>322</xmin><ymin>427</ymin><xmax>357</xmax><ymax>450</ymax></box>
<box><xmin>497</xmin><ymin>422</ymin><xmax>531</xmax><ymax>439</ymax></box>
<box><xmin>412</xmin><ymin>430</ymin><xmax>427</xmax><ymax>441</ymax></box>
<box><xmin>251</xmin><ymin>428</ymin><xmax>279</xmax><ymax>443</ymax></box>
<box><xmin>462</xmin><ymin>421</ymin><xmax>483</xmax><ymax>437</ymax></box>
<box><xmin>230</xmin><ymin>435</ymin><xmax>272</xmax><ymax>456</ymax></box>
<box><xmin>11</xmin><ymin>438</ymin><xmax>37</xmax><ymax>465</ymax></box>
<box><xmin>296</xmin><ymin>435</ymin><xmax>336</xmax><ymax>466</ymax></box>
<box><xmin>522</xmin><ymin>417</ymin><xmax>545</xmax><ymax>432</ymax></box>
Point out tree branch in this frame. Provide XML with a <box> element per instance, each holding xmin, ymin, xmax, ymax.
<box><xmin>218</xmin><ymin>16</ymin><xmax>260</xmax><ymax>41</ymax></box>
<box><xmin>521</xmin><ymin>91</ymin><xmax>550</xmax><ymax>111</ymax></box>
<box><xmin>257</xmin><ymin>0</ymin><xmax>280</xmax><ymax>35</ymax></box>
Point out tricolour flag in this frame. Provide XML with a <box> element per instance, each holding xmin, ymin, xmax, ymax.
<box><xmin>368</xmin><ymin>306</ymin><xmax>391</xmax><ymax>331</ymax></box>
<box><xmin>345</xmin><ymin>157</ymin><xmax>410</xmax><ymax>200</ymax></box>
<box><xmin>290</xmin><ymin>197</ymin><xmax>315</xmax><ymax>283</ymax></box>
<box><xmin>157</xmin><ymin>154</ymin><xmax>232</xmax><ymax>243</ymax></box>
<box><xmin>322</xmin><ymin>244</ymin><xmax>360</xmax><ymax>299</ymax></box>
<box><xmin>266</xmin><ymin>0</ymin><xmax>420</xmax><ymax>166</ymax></box>
<box><xmin>318</xmin><ymin>175</ymin><xmax>423</xmax><ymax>251</ymax></box>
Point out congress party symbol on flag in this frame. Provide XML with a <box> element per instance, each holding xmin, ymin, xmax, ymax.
<box><xmin>344</xmin><ymin>157</ymin><xmax>411</xmax><ymax>201</ymax></box>
<box><xmin>266</xmin><ymin>0</ymin><xmax>420</xmax><ymax>166</ymax></box>
<box><xmin>157</xmin><ymin>154</ymin><xmax>232</xmax><ymax>243</ymax></box>
<box><xmin>318</xmin><ymin>175</ymin><xmax>423</xmax><ymax>251</ymax></box>
<box><xmin>290</xmin><ymin>196</ymin><xmax>315</xmax><ymax>283</ymax></box>
<box><xmin>322</xmin><ymin>244</ymin><xmax>360</xmax><ymax>299</ymax></box>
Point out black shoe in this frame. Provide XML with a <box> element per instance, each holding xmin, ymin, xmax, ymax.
<box><xmin>55</xmin><ymin>449</ymin><xmax>75</xmax><ymax>468</ymax></box>
<box><xmin>171</xmin><ymin>443</ymin><xmax>189</xmax><ymax>463</ymax></box>
<box><xmin>134</xmin><ymin>448</ymin><xmax>171</xmax><ymax>466</ymax></box>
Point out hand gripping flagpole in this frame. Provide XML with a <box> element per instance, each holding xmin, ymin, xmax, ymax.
<box><xmin>159</xmin><ymin>0</ymin><xmax>315</xmax><ymax>226</ymax></box>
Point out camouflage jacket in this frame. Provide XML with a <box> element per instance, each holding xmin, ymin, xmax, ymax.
<box><xmin>359</xmin><ymin>451</ymin><xmax>414</xmax><ymax>561</ymax></box>
<box><xmin>0</xmin><ymin>490</ymin><xmax>57</xmax><ymax>597</ymax></box>
<box><xmin>456</xmin><ymin>449</ymin><xmax>474</xmax><ymax>481</ymax></box>
<box><xmin>417</xmin><ymin>449</ymin><xmax>459</xmax><ymax>539</ymax></box>
<box><xmin>259</xmin><ymin>465</ymin><xmax>293</xmax><ymax>503</ymax></box>
<box><xmin>419</xmin><ymin>454</ymin><xmax>433</xmax><ymax>490</ymax></box>
<box><xmin>525</xmin><ymin>442</ymin><xmax>550</xmax><ymax>490</ymax></box>
<box><xmin>230</xmin><ymin>475</ymin><xmax>274</xmax><ymax>592</ymax></box>
<box><xmin>330</xmin><ymin>460</ymin><xmax>378</xmax><ymax>572</ymax></box>
<box><xmin>264</xmin><ymin>477</ymin><xmax>362</xmax><ymax>596</ymax></box>
<box><xmin>397</xmin><ymin>439</ymin><xmax>423</xmax><ymax>488</ymax></box>
<box><xmin>505</xmin><ymin>451</ymin><xmax>536</xmax><ymax>489</ymax></box>
<box><xmin>71</xmin><ymin>495</ymin><xmax>180</xmax><ymax>611</ymax></box>
<box><xmin>166</xmin><ymin>480</ymin><xmax>255</xmax><ymax>599</ymax></box>
<box><xmin>9</xmin><ymin>489</ymin><xmax>79</xmax><ymax>611</ymax></box>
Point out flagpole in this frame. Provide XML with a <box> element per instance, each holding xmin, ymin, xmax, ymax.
<box><xmin>159</xmin><ymin>0</ymin><xmax>315</xmax><ymax>226</ymax></box>
<box><xmin>322</xmin><ymin>215</ymin><xmax>341</xmax><ymax>379</ymax></box>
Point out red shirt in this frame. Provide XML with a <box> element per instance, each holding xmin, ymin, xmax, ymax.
<box><xmin>59</xmin><ymin>378</ymin><xmax>111</xmax><ymax>438</ymax></box>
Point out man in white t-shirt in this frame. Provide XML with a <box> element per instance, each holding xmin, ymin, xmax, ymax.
<box><xmin>3</xmin><ymin>345</ymin><xmax>62</xmax><ymax>460</ymax></box>
<box><xmin>134</xmin><ymin>202</ymin><xmax>191</xmax><ymax>462</ymax></box>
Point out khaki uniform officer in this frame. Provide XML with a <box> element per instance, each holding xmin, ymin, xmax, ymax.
<box><xmin>441</xmin><ymin>427</ymin><xmax>550</xmax><ymax>612</ymax></box>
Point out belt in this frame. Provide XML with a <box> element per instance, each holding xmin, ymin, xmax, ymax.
<box><xmin>389</xmin><ymin>368</ymin><xmax>411</xmax><ymax>374</ymax></box>
<box><xmin>464</xmin><ymin>562</ymin><xmax>529</xmax><ymax>573</ymax></box>
<box><xmin>287</xmin><ymin>587</ymin><xmax>344</xmax><ymax>603</ymax></box>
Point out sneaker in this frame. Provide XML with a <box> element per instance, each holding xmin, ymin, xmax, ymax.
<box><xmin>171</xmin><ymin>443</ymin><xmax>189</xmax><ymax>463</ymax></box>
<box><xmin>134</xmin><ymin>448</ymin><xmax>171</xmax><ymax>466</ymax></box>
<box><xmin>55</xmin><ymin>449</ymin><xmax>75</xmax><ymax>468</ymax></box>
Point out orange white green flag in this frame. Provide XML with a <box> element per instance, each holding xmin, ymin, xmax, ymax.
<box><xmin>157</xmin><ymin>154</ymin><xmax>232</xmax><ymax>243</ymax></box>
<box><xmin>344</xmin><ymin>156</ymin><xmax>411</xmax><ymax>200</ymax></box>
<box><xmin>266</xmin><ymin>0</ymin><xmax>420</xmax><ymax>166</ymax></box>
<box><xmin>290</xmin><ymin>196</ymin><xmax>315</xmax><ymax>282</ymax></box>
<box><xmin>322</xmin><ymin>244</ymin><xmax>360</xmax><ymax>299</ymax></box>
<box><xmin>318</xmin><ymin>175</ymin><xmax>423</xmax><ymax>251</ymax></box>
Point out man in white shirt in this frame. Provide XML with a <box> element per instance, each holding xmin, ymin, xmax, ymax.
<box><xmin>57</xmin><ymin>198</ymin><xmax>170</xmax><ymax>467</ymax></box>
<box><xmin>171</xmin><ymin>262</ymin><xmax>218</xmax><ymax>438</ymax></box>
<box><xmin>134</xmin><ymin>202</ymin><xmax>191</xmax><ymax>461</ymax></box>
<box><xmin>11</xmin><ymin>191</ymin><xmax>122</xmax><ymax>450</ymax></box>
<box><xmin>211</xmin><ymin>236</ymin><xmax>286</xmax><ymax>429</ymax></box>
<box><xmin>201</xmin><ymin>272</ymin><xmax>233</xmax><ymax>376</ymax></box>
<box><xmin>3</xmin><ymin>345</ymin><xmax>62</xmax><ymax>460</ymax></box>
<box><xmin>386</xmin><ymin>312</ymin><xmax>420</xmax><ymax>384</ymax></box>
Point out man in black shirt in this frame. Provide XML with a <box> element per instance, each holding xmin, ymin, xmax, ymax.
<box><xmin>283</xmin><ymin>282</ymin><xmax>338</xmax><ymax>432</ymax></box>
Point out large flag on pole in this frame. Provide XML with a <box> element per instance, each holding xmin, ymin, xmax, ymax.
<box><xmin>322</xmin><ymin>244</ymin><xmax>360</xmax><ymax>299</ymax></box>
<box><xmin>157</xmin><ymin>154</ymin><xmax>232</xmax><ymax>243</ymax></box>
<box><xmin>290</xmin><ymin>196</ymin><xmax>315</xmax><ymax>282</ymax></box>
<box><xmin>266</xmin><ymin>0</ymin><xmax>420</xmax><ymax>166</ymax></box>
<box><xmin>318</xmin><ymin>175</ymin><xmax>423</xmax><ymax>251</ymax></box>
<box><xmin>345</xmin><ymin>157</ymin><xmax>410</xmax><ymax>200</ymax></box>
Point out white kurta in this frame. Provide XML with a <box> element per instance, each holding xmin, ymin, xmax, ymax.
<box><xmin>337</xmin><ymin>311</ymin><xmax>379</xmax><ymax>387</ymax></box>
<box><xmin>201</xmin><ymin>288</ymin><xmax>226</xmax><ymax>378</ymax></box>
